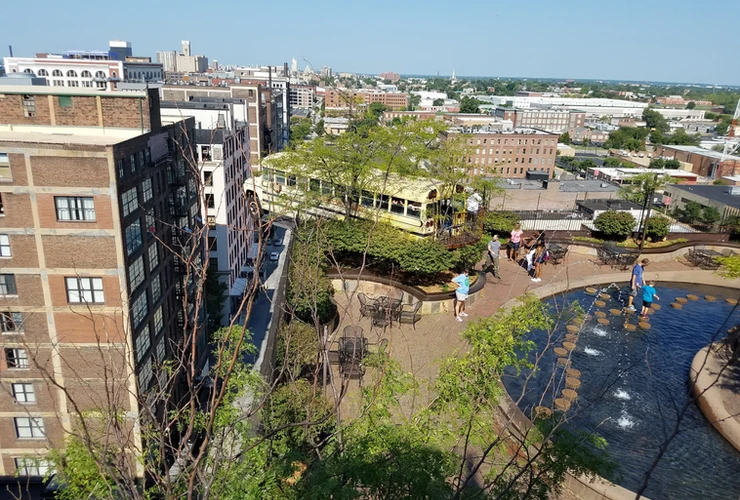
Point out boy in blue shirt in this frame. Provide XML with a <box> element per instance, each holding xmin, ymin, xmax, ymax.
<box><xmin>640</xmin><ymin>281</ymin><xmax>659</xmax><ymax>320</ymax></box>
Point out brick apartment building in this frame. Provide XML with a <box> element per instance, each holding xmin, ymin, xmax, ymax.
<box><xmin>0</xmin><ymin>82</ymin><xmax>203</xmax><ymax>477</ymax></box>
<box><xmin>493</xmin><ymin>107</ymin><xmax>585</xmax><ymax>134</ymax></box>
<box><xmin>654</xmin><ymin>145</ymin><xmax>740</xmax><ymax>178</ymax></box>
<box><xmin>445</xmin><ymin>127</ymin><xmax>559</xmax><ymax>179</ymax></box>
<box><xmin>161</xmin><ymin>84</ymin><xmax>286</xmax><ymax>160</ymax></box>
<box><xmin>325</xmin><ymin>89</ymin><xmax>408</xmax><ymax>110</ymax></box>
<box><xmin>381</xmin><ymin>110</ymin><xmax>438</xmax><ymax>123</ymax></box>
<box><xmin>379</xmin><ymin>72</ymin><xmax>401</xmax><ymax>82</ymax></box>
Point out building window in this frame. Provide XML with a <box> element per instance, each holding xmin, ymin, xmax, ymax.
<box><xmin>37</xmin><ymin>69</ymin><xmax>48</xmax><ymax>77</ymax></box>
<box><xmin>154</xmin><ymin>307</ymin><xmax>165</xmax><ymax>335</ymax></box>
<box><xmin>81</xmin><ymin>70</ymin><xmax>92</xmax><ymax>78</ymax></box>
<box><xmin>132</xmin><ymin>293</ymin><xmax>148</xmax><ymax>328</ymax></box>
<box><xmin>14</xmin><ymin>417</ymin><xmax>45</xmax><ymax>439</ymax></box>
<box><xmin>82</xmin><ymin>81</ymin><xmax>93</xmax><ymax>88</ymax></box>
<box><xmin>130</xmin><ymin>154</ymin><xmax>137</xmax><ymax>173</ymax></box>
<box><xmin>55</xmin><ymin>196</ymin><xmax>95</xmax><ymax>221</ymax></box>
<box><xmin>128</xmin><ymin>256</ymin><xmax>145</xmax><ymax>292</ymax></box>
<box><xmin>65</xmin><ymin>277</ymin><xmax>104</xmax><ymax>304</ymax></box>
<box><xmin>67</xmin><ymin>81</ymin><xmax>79</xmax><ymax>88</ymax></box>
<box><xmin>1</xmin><ymin>312</ymin><xmax>23</xmax><ymax>333</ymax></box>
<box><xmin>96</xmin><ymin>81</ymin><xmax>106</xmax><ymax>89</ymax></box>
<box><xmin>140</xmin><ymin>358</ymin><xmax>153</xmax><ymax>389</ymax></box>
<box><xmin>151</xmin><ymin>274</ymin><xmax>161</xmax><ymax>303</ymax></box>
<box><xmin>142</xmin><ymin>179</ymin><xmax>153</xmax><ymax>203</ymax></box>
<box><xmin>0</xmin><ymin>234</ymin><xmax>10</xmax><ymax>257</ymax></box>
<box><xmin>58</xmin><ymin>95</ymin><xmax>73</xmax><ymax>107</ymax></box>
<box><xmin>95</xmin><ymin>71</ymin><xmax>106</xmax><ymax>79</ymax></box>
<box><xmin>126</xmin><ymin>222</ymin><xmax>143</xmax><ymax>255</ymax></box>
<box><xmin>122</xmin><ymin>188</ymin><xmax>138</xmax><ymax>217</ymax></box>
<box><xmin>53</xmin><ymin>80</ymin><xmax>64</xmax><ymax>87</ymax></box>
<box><xmin>155</xmin><ymin>336</ymin><xmax>165</xmax><ymax>362</ymax></box>
<box><xmin>135</xmin><ymin>325</ymin><xmax>151</xmax><ymax>362</ymax></box>
<box><xmin>14</xmin><ymin>458</ymin><xmax>50</xmax><ymax>476</ymax></box>
<box><xmin>0</xmin><ymin>274</ymin><xmax>17</xmax><ymax>295</ymax></box>
<box><xmin>148</xmin><ymin>245</ymin><xmax>159</xmax><ymax>271</ymax></box>
<box><xmin>12</xmin><ymin>383</ymin><xmax>35</xmax><ymax>403</ymax></box>
<box><xmin>52</xmin><ymin>70</ymin><xmax>63</xmax><ymax>77</ymax></box>
<box><xmin>6</xmin><ymin>348</ymin><xmax>28</xmax><ymax>369</ymax></box>
<box><xmin>22</xmin><ymin>95</ymin><xmax>35</xmax><ymax>118</ymax></box>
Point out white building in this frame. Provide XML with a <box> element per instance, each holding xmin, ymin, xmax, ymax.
<box><xmin>161</xmin><ymin>101</ymin><xmax>254</xmax><ymax>321</ymax></box>
<box><xmin>156</xmin><ymin>51</ymin><xmax>178</xmax><ymax>72</ymax></box>
<box><xmin>655</xmin><ymin>108</ymin><xmax>706</xmax><ymax>121</ymax></box>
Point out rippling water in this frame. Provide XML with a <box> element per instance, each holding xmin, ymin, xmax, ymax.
<box><xmin>502</xmin><ymin>283</ymin><xmax>740</xmax><ymax>500</ymax></box>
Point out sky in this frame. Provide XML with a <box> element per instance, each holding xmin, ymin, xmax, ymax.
<box><xmin>2</xmin><ymin>0</ymin><xmax>738</xmax><ymax>85</ymax></box>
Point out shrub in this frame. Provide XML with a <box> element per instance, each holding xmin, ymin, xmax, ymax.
<box><xmin>701</xmin><ymin>206</ymin><xmax>721</xmax><ymax>225</ymax></box>
<box><xmin>453</xmin><ymin>237</ymin><xmax>487</xmax><ymax>271</ymax></box>
<box><xmin>593</xmin><ymin>210</ymin><xmax>637</xmax><ymax>240</ymax></box>
<box><xmin>484</xmin><ymin>211</ymin><xmax>520</xmax><ymax>235</ymax></box>
<box><xmin>397</xmin><ymin>238</ymin><xmax>454</xmax><ymax>276</ymax></box>
<box><xmin>276</xmin><ymin>321</ymin><xmax>320</xmax><ymax>378</ymax></box>
<box><xmin>645</xmin><ymin>216</ymin><xmax>670</xmax><ymax>241</ymax></box>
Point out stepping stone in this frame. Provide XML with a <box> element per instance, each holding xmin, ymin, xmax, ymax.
<box><xmin>625</xmin><ymin>324</ymin><xmax>637</xmax><ymax>331</ymax></box>
<box><xmin>562</xmin><ymin>388</ymin><xmax>579</xmax><ymax>401</ymax></box>
<box><xmin>557</xmin><ymin>358</ymin><xmax>571</xmax><ymax>367</ymax></box>
<box><xmin>594</xmin><ymin>311</ymin><xmax>607</xmax><ymax>318</ymax></box>
<box><xmin>562</xmin><ymin>341</ymin><xmax>576</xmax><ymax>351</ymax></box>
<box><xmin>599</xmin><ymin>293</ymin><xmax>611</xmax><ymax>300</ymax></box>
<box><xmin>610</xmin><ymin>308</ymin><xmax>622</xmax><ymax>316</ymax></box>
<box><xmin>566</xmin><ymin>367</ymin><xmax>581</xmax><ymax>378</ymax></box>
<box><xmin>726</xmin><ymin>298</ymin><xmax>738</xmax><ymax>305</ymax></box>
<box><xmin>566</xmin><ymin>325</ymin><xmax>580</xmax><ymax>333</ymax></box>
<box><xmin>706</xmin><ymin>295</ymin><xmax>717</xmax><ymax>302</ymax></box>
<box><xmin>639</xmin><ymin>321</ymin><xmax>651</xmax><ymax>329</ymax></box>
<box><xmin>534</xmin><ymin>406</ymin><xmax>552</xmax><ymax>418</ymax></box>
<box><xmin>565</xmin><ymin>333</ymin><xmax>578</xmax><ymax>342</ymax></box>
<box><xmin>651</xmin><ymin>303</ymin><xmax>661</xmax><ymax>310</ymax></box>
<box><xmin>624</xmin><ymin>308</ymin><xmax>636</xmax><ymax>314</ymax></box>
<box><xmin>585</xmin><ymin>287</ymin><xmax>598</xmax><ymax>294</ymax></box>
<box><xmin>647</xmin><ymin>308</ymin><xmax>655</xmax><ymax>315</ymax></box>
<box><xmin>594</xmin><ymin>300</ymin><xmax>606</xmax><ymax>307</ymax></box>
<box><xmin>687</xmin><ymin>294</ymin><xmax>699</xmax><ymax>301</ymax></box>
<box><xmin>597</xmin><ymin>318</ymin><xmax>610</xmax><ymax>325</ymax></box>
<box><xmin>676</xmin><ymin>297</ymin><xmax>688</xmax><ymax>304</ymax></box>
<box><xmin>671</xmin><ymin>302</ymin><xmax>683</xmax><ymax>309</ymax></box>
<box><xmin>554</xmin><ymin>397</ymin><xmax>571</xmax><ymax>411</ymax></box>
<box><xmin>553</xmin><ymin>347</ymin><xmax>568</xmax><ymax>357</ymax></box>
<box><xmin>566</xmin><ymin>377</ymin><xmax>581</xmax><ymax>389</ymax></box>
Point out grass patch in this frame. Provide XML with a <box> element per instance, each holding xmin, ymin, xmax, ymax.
<box><xmin>572</xmin><ymin>236</ymin><xmax>605</xmax><ymax>244</ymax></box>
<box><xmin>616</xmin><ymin>238</ymin><xmax>688</xmax><ymax>249</ymax></box>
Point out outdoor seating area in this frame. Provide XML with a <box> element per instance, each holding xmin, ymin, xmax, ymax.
<box><xmin>598</xmin><ymin>242</ymin><xmax>640</xmax><ymax>270</ymax></box>
<box><xmin>357</xmin><ymin>292</ymin><xmax>422</xmax><ymax>329</ymax></box>
<box><xmin>338</xmin><ymin>325</ymin><xmax>368</xmax><ymax>379</ymax></box>
<box><xmin>547</xmin><ymin>243</ymin><xmax>568</xmax><ymax>266</ymax></box>
<box><xmin>687</xmin><ymin>247</ymin><xmax>732</xmax><ymax>270</ymax></box>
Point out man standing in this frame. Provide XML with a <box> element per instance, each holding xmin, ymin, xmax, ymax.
<box><xmin>452</xmin><ymin>269</ymin><xmax>470</xmax><ymax>322</ymax></box>
<box><xmin>487</xmin><ymin>235</ymin><xmax>502</xmax><ymax>279</ymax></box>
<box><xmin>627</xmin><ymin>258</ymin><xmax>649</xmax><ymax>311</ymax></box>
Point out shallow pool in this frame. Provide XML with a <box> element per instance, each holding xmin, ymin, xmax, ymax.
<box><xmin>502</xmin><ymin>283</ymin><xmax>740</xmax><ymax>500</ymax></box>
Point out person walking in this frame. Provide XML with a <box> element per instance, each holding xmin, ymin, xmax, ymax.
<box><xmin>531</xmin><ymin>241</ymin><xmax>548</xmax><ymax>282</ymax></box>
<box><xmin>452</xmin><ymin>269</ymin><xmax>470</xmax><ymax>322</ymax></box>
<box><xmin>640</xmin><ymin>281</ymin><xmax>659</xmax><ymax>319</ymax></box>
<box><xmin>627</xmin><ymin>258</ymin><xmax>649</xmax><ymax>312</ymax></box>
<box><xmin>487</xmin><ymin>235</ymin><xmax>502</xmax><ymax>279</ymax></box>
<box><xmin>508</xmin><ymin>223</ymin><xmax>524</xmax><ymax>261</ymax></box>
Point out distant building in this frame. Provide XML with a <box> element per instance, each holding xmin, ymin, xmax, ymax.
<box><xmin>656</xmin><ymin>95</ymin><xmax>713</xmax><ymax>107</ymax></box>
<box><xmin>382</xmin><ymin>110</ymin><xmax>438</xmax><ymax>123</ymax></box>
<box><xmin>444</xmin><ymin>127</ymin><xmax>559</xmax><ymax>180</ymax></box>
<box><xmin>577</xmin><ymin>199</ymin><xmax>644</xmax><ymax>221</ymax></box>
<box><xmin>324</xmin><ymin>117</ymin><xmax>350</xmax><ymax>135</ymax></box>
<box><xmin>156</xmin><ymin>50</ymin><xmax>178</xmax><ymax>72</ymax></box>
<box><xmin>655</xmin><ymin>108</ymin><xmax>705</xmax><ymax>121</ymax></box>
<box><xmin>4</xmin><ymin>42</ymin><xmax>163</xmax><ymax>91</ymax></box>
<box><xmin>654</xmin><ymin>145</ymin><xmax>740</xmax><ymax>179</ymax></box>
<box><xmin>571</xmin><ymin>127</ymin><xmax>609</xmax><ymax>145</ymax></box>
<box><xmin>320</xmin><ymin>66</ymin><xmax>332</xmax><ymax>78</ymax></box>
<box><xmin>493</xmin><ymin>107</ymin><xmax>585</xmax><ymax>134</ymax></box>
<box><xmin>290</xmin><ymin>85</ymin><xmax>315</xmax><ymax>108</ymax></box>
<box><xmin>379</xmin><ymin>72</ymin><xmax>401</xmax><ymax>83</ymax></box>
<box><xmin>588</xmin><ymin>166</ymin><xmax>698</xmax><ymax>185</ymax></box>
<box><xmin>662</xmin><ymin>184</ymin><xmax>740</xmax><ymax>222</ymax></box>
<box><xmin>325</xmin><ymin>88</ymin><xmax>408</xmax><ymax>110</ymax></box>
<box><xmin>488</xmin><ymin>178</ymin><xmax>619</xmax><ymax>212</ymax></box>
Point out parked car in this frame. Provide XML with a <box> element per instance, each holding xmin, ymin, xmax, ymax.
<box><xmin>269</xmin><ymin>252</ymin><xmax>279</xmax><ymax>262</ymax></box>
<box><xmin>273</xmin><ymin>238</ymin><xmax>283</xmax><ymax>247</ymax></box>
<box><xmin>265</xmin><ymin>238</ymin><xmax>272</xmax><ymax>246</ymax></box>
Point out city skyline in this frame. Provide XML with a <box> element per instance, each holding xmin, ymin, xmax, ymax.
<box><xmin>2</xmin><ymin>0</ymin><xmax>739</xmax><ymax>85</ymax></box>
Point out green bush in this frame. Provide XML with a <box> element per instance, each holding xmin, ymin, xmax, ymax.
<box><xmin>396</xmin><ymin>238</ymin><xmax>454</xmax><ymax>276</ymax></box>
<box><xmin>453</xmin><ymin>237</ymin><xmax>487</xmax><ymax>271</ymax></box>
<box><xmin>645</xmin><ymin>215</ymin><xmax>670</xmax><ymax>241</ymax></box>
<box><xmin>483</xmin><ymin>211</ymin><xmax>520</xmax><ymax>235</ymax></box>
<box><xmin>701</xmin><ymin>206</ymin><xmax>721</xmax><ymax>225</ymax></box>
<box><xmin>276</xmin><ymin>321</ymin><xmax>320</xmax><ymax>378</ymax></box>
<box><xmin>593</xmin><ymin>210</ymin><xmax>637</xmax><ymax>240</ymax></box>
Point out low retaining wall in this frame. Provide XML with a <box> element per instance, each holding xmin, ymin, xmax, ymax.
<box><xmin>560</xmin><ymin>240</ymin><xmax>740</xmax><ymax>264</ymax></box>
<box><xmin>497</xmin><ymin>270</ymin><xmax>740</xmax><ymax>500</ymax></box>
<box><xmin>328</xmin><ymin>269</ymin><xmax>486</xmax><ymax>316</ymax></box>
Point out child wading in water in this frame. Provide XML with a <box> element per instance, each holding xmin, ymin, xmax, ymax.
<box><xmin>640</xmin><ymin>281</ymin><xmax>659</xmax><ymax>320</ymax></box>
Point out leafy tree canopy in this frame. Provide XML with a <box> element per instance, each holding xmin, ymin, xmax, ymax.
<box><xmin>593</xmin><ymin>210</ymin><xmax>637</xmax><ymax>239</ymax></box>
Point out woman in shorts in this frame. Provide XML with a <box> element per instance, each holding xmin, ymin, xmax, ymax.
<box><xmin>508</xmin><ymin>223</ymin><xmax>524</xmax><ymax>261</ymax></box>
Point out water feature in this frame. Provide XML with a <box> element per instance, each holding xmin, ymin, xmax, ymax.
<box><xmin>502</xmin><ymin>283</ymin><xmax>740</xmax><ymax>500</ymax></box>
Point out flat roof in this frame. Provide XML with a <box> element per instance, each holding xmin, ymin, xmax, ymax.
<box><xmin>0</xmin><ymin>85</ymin><xmax>148</xmax><ymax>98</ymax></box>
<box><xmin>0</xmin><ymin>124</ymin><xmax>143</xmax><ymax>146</ymax></box>
<box><xmin>663</xmin><ymin>145</ymin><xmax>740</xmax><ymax>162</ymax></box>
<box><xmin>665</xmin><ymin>184</ymin><xmax>740</xmax><ymax>210</ymax></box>
<box><xmin>591</xmin><ymin>167</ymin><xmax>698</xmax><ymax>178</ymax></box>
<box><xmin>578</xmin><ymin>199</ymin><xmax>643</xmax><ymax>211</ymax></box>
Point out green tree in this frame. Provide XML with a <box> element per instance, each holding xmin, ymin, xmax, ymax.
<box><xmin>459</xmin><ymin>96</ymin><xmax>482</xmax><ymax>114</ymax></box>
<box><xmin>665</xmin><ymin>159</ymin><xmax>681</xmax><ymax>169</ymax></box>
<box><xmin>642</xmin><ymin>107</ymin><xmax>670</xmax><ymax>133</ymax></box>
<box><xmin>687</xmin><ymin>101</ymin><xmax>696</xmax><ymax>109</ymax></box>
<box><xmin>368</xmin><ymin>102</ymin><xmax>388</xmax><ymax>119</ymax></box>
<box><xmin>602</xmin><ymin>157</ymin><xmax>623</xmax><ymax>168</ymax></box>
<box><xmin>432</xmin><ymin>98</ymin><xmax>445</xmax><ymax>106</ymax></box>
<box><xmin>314</xmin><ymin>119</ymin><xmax>325</xmax><ymax>137</ymax></box>
<box><xmin>593</xmin><ymin>210</ymin><xmax>637</xmax><ymax>240</ymax></box>
<box><xmin>649</xmin><ymin>129</ymin><xmax>664</xmax><ymax>145</ymax></box>
<box><xmin>453</xmin><ymin>237</ymin><xmax>487</xmax><ymax>271</ymax></box>
<box><xmin>396</xmin><ymin>238</ymin><xmax>454</xmax><ymax>276</ymax></box>
<box><xmin>618</xmin><ymin>172</ymin><xmax>666</xmax><ymax>205</ymax></box>
<box><xmin>205</xmin><ymin>271</ymin><xmax>228</xmax><ymax>334</ymax></box>
<box><xmin>483</xmin><ymin>211</ymin><xmax>520</xmax><ymax>235</ymax></box>
<box><xmin>289</xmin><ymin>117</ymin><xmax>313</xmax><ymax>149</ymax></box>
<box><xmin>558</xmin><ymin>132</ymin><xmax>571</xmax><ymax>144</ymax></box>
<box><xmin>680</xmin><ymin>201</ymin><xmax>702</xmax><ymax>223</ymax></box>
<box><xmin>701</xmin><ymin>206</ymin><xmax>721</xmax><ymax>225</ymax></box>
<box><xmin>649</xmin><ymin>158</ymin><xmax>666</xmax><ymax>169</ymax></box>
<box><xmin>645</xmin><ymin>215</ymin><xmax>670</xmax><ymax>241</ymax></box>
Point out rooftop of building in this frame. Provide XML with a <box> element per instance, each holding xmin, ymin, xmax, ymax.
<box><xmin>577</xmin><ymin>198</ymin><xmax>643</xmax><ymax>211</ymax></box>
<box><xmin>590</xmin><ymin>167</ymin><xmax>699</xmax><ymax>178</ymax></box>
<box><xmin>497</xmin><ymin>178</ymin><xmax>618</xmax><ymax>192</ymax></box>
<box><xmin>0</xmin><ymin>124</ymin><xmax>146</xmax><ymax>146</ymax></box>
<box><xmin>0</xmin><ymin>81</ymin><xmax>150</xmax><ymax>98</ymax></box>
<box><xmin>447</xmin><ymin>125</ymin><xmax>553</xmax><ymax>135</ymax></box>
<box><xmin>661</xmin><ymin>144</ymin><xmax>740</xmax><ymax>162</ymax></box>
<box><xmin>665</xmin><ymin>184</ymin><xmax>740</xmax><ymax>210</ymax></box>
<box><xmin>161</xmin><ymin>100</ymin><xmax>234</xmax><ymax>110</ymax></box>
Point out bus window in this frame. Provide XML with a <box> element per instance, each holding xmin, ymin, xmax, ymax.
<box><xmin>275</xmin><ymin>170</ymin><xmax>286</xmax><ymax>185</ymax></box>
<box><xmin>407</xmin><ymin>201</ymin><xmax>422</xmax><ymax>219</ymax></box>
<box><xmin>321</xmin><ymin>182</ymin><xmax>333</xmax><ymax>197</ymax></box>
<box><xmin>391</xmin><ymin>197</ymin><xmax>405</xmax><ymax>215</ymax></box>
<box><xmin>361</xmin><ymin>190</ymin><xmax>374</xmax><ymax>208</ymax></box>
<box><xmin>287</xmin><ymin>175</ymin><xmax>297</xmax><ymax>187</ymax></box>
<box><xmin>309</xmin><ymin>178</ymin><xmax>320</xmax><ymax>192</ymax></box>
<box><xmin>378</xmin><ymin>195</ymin><xmax>389</xmax><ymax>211</ymax></box>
